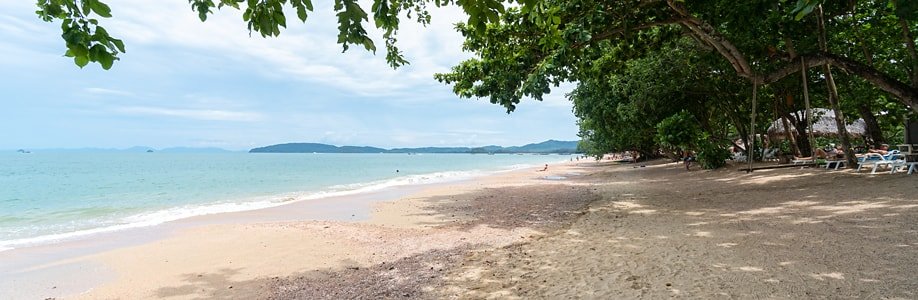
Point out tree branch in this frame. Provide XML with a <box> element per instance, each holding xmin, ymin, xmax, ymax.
<box><xmin>763</xmin><ymin>52</ymin><xmax>918</xmax><ymax>112</ymax></box>
<box><xmin>573</xmin><ymin>18</ymin><xmax>688</xmax><ymax>49</ymax></box>
<box><xmin>666</xmin><ymin>0</ymin><xmax>753</xmax><ymax>77</ymax></box>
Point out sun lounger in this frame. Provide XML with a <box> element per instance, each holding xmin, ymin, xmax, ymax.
<box><xmin>824</xmin><ymin>159</ymin><xmax>845</xmax><ymax>170</ymax></box>
<box><xmin>857</xmin><ymin>153</ymin><xmax>905</xmax><ymax>174</ymax></box>
<box><xmin>762</xmin><ymin>148</ymin><xmax>778</xmax><ymax>161</ymax></box>
<box><xmin>856</xmin><ymin>153</ymin><xmax>886</xmax><ymax>174</ymax></box>
<box><xmin>733</xmin><ymin>152</ymin><xmax>746</xmax><ymax>162</ymax></box>
<box><xmin>890</xmin><ymin>161</ymin><xmax>918</xmax><ymax>175</ymax></box>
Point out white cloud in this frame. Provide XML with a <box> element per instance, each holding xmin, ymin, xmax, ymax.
<box><xmin>98</xmin><ymin>0</ymin><xmax>470</xmax><ymax>97</ymax></box>
<box><xmin>86</xmin><ymin>87</ymin><xmax>134</xmax><ymax>96</ymax></box>
<box><xmin>114</xmin><ymin>106</ymin><xmax>263</xmax><ymax>122</ymax></box>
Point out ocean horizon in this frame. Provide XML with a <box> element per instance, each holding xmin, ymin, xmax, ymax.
<box><xmin>0</xmin><ymin>152</ymin><xmax>570</xmax><ymax>251</ymax></box>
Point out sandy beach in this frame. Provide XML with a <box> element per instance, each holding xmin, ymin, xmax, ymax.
<box><xmin>7</xmin><ymin>159</ymin><xmax>918</xmax><ymax>299</ymax></box>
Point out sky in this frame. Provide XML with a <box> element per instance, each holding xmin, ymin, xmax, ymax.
<box><xmin>0</xmin><ymin>1</ymin><xmax>579</xmax><ymax>151</ymax></box>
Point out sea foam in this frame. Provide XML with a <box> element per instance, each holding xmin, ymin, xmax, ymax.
<box><xmin>0</xmin><ymin>164</ymin><xmax>527</xmax><ymax>252</ymax></box>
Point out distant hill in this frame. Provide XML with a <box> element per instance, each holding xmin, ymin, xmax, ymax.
<box><xmin>505</xmin><ymin>140</ymin><xmax>580</xmax><ymax>153</ymax></box>
<box><xmin>250</xmin><ymin>143</ymin><xmax>387</xmax><ymax>153</ymax></box>
<box><xmin>249</xmin><ymin>140</ymin><xmax>580</xmax><ymax>154</ymax></box>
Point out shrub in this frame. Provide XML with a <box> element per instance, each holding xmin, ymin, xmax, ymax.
<box><xmin>696</xmin><ymin>134</ymin><xmax>730</xmax><ymax>169</ymax></box>
<box><xmin>655</xmin><ymin>111</ymin><xmax>700</xmax><ymax>151</ymax></box>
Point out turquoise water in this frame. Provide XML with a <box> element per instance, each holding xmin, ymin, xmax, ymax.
<box><xmin>0</xmin><ymin>152</ymin><xmax>567</xmax><ymax>250</ymax></box>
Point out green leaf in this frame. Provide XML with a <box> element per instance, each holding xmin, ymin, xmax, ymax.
<box><xmin>91</xmin><ymin>0</ymin><xmax>112</xmax><ymax>18</ymax></box>
<box><xmin>81</xmin><ymin>0</ymin><xmax>92</xmax><ymax>15</ymax></box>
<box><xmin>791</xmin><ymin>0</ymin><xmax>818</xmax><ymax>21</ymax></box>
<box><xmin>295</xmin><ymin>4</ymin><xmax>308</xmax><ymax>22</ymax></box>
<box><xmin>98</xmin><ymin>52</ymin><xmax>114</xmax><ymax>70</ymax></box>
<box><xmin>74</xmin><ymin>55</ymin><xmax>89</xmax><ymax>68</ymax></box>
<box><xmin>112</xmin><ymin>38</ymin><xmax>126</xmax><ymax>53</ymax></box>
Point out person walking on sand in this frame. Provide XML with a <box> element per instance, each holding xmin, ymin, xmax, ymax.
<box><xmin>683</xmin><ymin>150</ymin><xmax>696</xmax><ymax>170</ymax></box>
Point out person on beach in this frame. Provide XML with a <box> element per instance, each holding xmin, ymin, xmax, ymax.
<box><xmin>683</xmin><ymin>150</ymin><xmax>696</xmax><ymax>170</ymax></box>
<box><xmin>539</xmin><ymin>164</ymin><xmax>548</xmax><ymax>171</ymax></box>
<box><xmin>868</xmin><ymin>144</ymin><xmax>890</xmax><ymax>155</ymax></box>
<box><xmin>828</xmin><ymin>145</ymin><xmax>846</xmax><ymax>160</ymax></box>
<box><xmin>794</xmin><ymin>148</ymin><xmax>828</xmax><ymax>161</ymax></box>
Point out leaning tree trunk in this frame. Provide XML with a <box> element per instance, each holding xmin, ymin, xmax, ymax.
<box><xmin>792</xmin><ymin>111</ymin><xmax>813</xmax><ymax>157</ymax></box>
<box><xmin>781</xmin><ymin>115</ymin><xmax>801</xmax><ymax>156</ymax></box>
<box><xmin>857</xmin><ymin>103</ymin><xmax>886</xmax><ymax>146</ymax></box>
<box><xmin>818</xmin><ymin>6</ymin><xmax>858</xmax><ymax>166</ymax></box>
<box><xmin>777</xmin><ymin>92</ymin><xmax>803</xmax><ymax>156</ymax></box>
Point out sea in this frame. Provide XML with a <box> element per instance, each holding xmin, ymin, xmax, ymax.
<box><xmin>0</xmin><ymin>152</ymin><xmax>569</xmax><ymax>252</ymax></box>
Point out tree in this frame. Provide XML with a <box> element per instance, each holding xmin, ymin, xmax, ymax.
<box><xmin>435</xmin><ymin>0</ymin><xmax>918</xmax><ymax>113</ymax></box>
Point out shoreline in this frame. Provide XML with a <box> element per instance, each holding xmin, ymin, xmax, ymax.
<box><xmin>0</xmin><ymin>159</ymin><xmax>582</xmax><ymax>299</ymax></box>
<box><xmin>0</xmin><ymin>156</ymin><xmax>568</xmax><ymax>253</ymax></box>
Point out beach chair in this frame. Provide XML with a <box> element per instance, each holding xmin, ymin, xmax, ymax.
<box><xmin>733</xmin><ymin>152</ymin><xmax>746</xmax><ymax>162</ymax></box>
<box><xmin>856</xmin><ymin>153</ymin><xmax>885</xmax><ymax>174</ymax></box>
<box><xmin>762</xmin><ymin>148</ymin><xmax>778</xmax><ymax>161</ymax></box>
<box><xmin>824</xmin><ymin>159</ymin><xmax>845</xmax><ymax>170</ymax></box>
<box><xmin>887</xmin><ymin>155</ymin><xmax>915</xmax><ymax>174</ymax></box>
<box><xmin>857</xmin><ymin>153</ymin><xmax>905</xmax><ymax>174</ymax></box>
<box><xmin>792</xmin><ymin>157</ymin><xmax>814</xmax><ymax>165</ymax></box>
<box><xmin>906</xmin><ymin>162</ymin><xmax>918</xmax><ymax>175</ymax></box>
<box><xmin>882</xmin><ymin>150</ymin><xmax>901</xmax><ymax>161</ymax></box>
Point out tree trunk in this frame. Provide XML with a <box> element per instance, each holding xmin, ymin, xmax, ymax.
<box><xmin>856</xmin><ymin>103</ymin><xmax>885</xmax><ymax>146</ymax></box>
<box><xmin>780</xmin><ymin>115</ymin><xmax>801</xmax><ymax>156</ymax></box>
<box><xmin>801</xmin><ymin>58</ymin><xmax>818</xmax><ymax>161</ymax></box>
<box><xmin>776</xmin><ymin>92</ymin><xmax>802</xmax><ymax>156</ymax></box>
<box><xmin>793</xmin><ymin>115</ymin><xmax>813</xmax><ymax>157</ymax></box>
<box><xmin>817</xmin><ymin>6</ymin><xmax>858</xmax><ymax>167</ymax></box>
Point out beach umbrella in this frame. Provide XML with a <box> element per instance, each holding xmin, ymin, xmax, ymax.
<box><xmin>767</xmin><ymin>108</ymin><xmax>866</xmax><ymax>139</ymax></box>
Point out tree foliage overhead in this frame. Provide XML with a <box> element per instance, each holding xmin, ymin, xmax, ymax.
<box><xmin>34</xmin><ymin>0</ymin><xmax>509</xmax><ymax>69</ymax></box>
<box><xmin>434</xmin><ymin>0</ymin><xmax>918</xmax><ymax>112</ymax></box>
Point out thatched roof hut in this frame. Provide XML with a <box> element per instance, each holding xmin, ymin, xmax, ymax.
<box><xmin>767</xmin><ymin>108</ymin><xmax>866</xmax><ymax>139</ymax></box>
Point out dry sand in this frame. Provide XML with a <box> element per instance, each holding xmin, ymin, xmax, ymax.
<box><xmin>437</xmin><ymin>161</ymin><xmax>918</xmax><ymax>299</ymax></box>
<box><xmin>39</xmin><ymin>159</ymin><xmax>918</xmax><ymax>299</ymax></box>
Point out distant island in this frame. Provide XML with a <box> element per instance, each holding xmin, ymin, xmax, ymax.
<box><xmin>249</xmin><ymin>140</ymin><xmax>581</xmax><ymax>154</ymax></box>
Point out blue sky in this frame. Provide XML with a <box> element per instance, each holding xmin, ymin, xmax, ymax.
<box><xmin>0</xmin><ymin>1</ymin><xmax>578</xmax><ymax>150</ymax></box>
